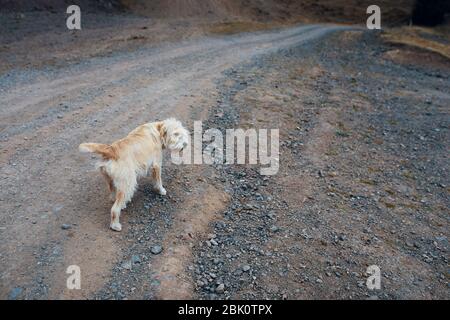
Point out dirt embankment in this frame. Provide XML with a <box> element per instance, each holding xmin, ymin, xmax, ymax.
<box><xmin>0</xmin><ymin>0</ymin><xmax>121</xmax><ymax>12</ymax></box>
<box><xmin>1</xmin><ymin>0</ymin><xmax>416</xmax><ymax>24</ymax></box>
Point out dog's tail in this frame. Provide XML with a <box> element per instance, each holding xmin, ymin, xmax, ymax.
<box><xmin>79</xmin><ymin>143</ymin><xmax>117</xmax><ymax>160</ymax></box>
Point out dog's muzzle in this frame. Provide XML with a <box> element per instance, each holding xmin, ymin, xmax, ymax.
<box><xmin>180</xmin><ymin>141</ymin><xmax>188</xmax><ymax>151</ymax></box>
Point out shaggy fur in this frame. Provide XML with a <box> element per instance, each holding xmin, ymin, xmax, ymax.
<box><xmin>79</xmin><ymin>118</ymin><xmax>189</xmax><ymax>231</ymax></box>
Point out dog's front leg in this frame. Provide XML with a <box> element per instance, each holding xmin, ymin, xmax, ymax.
<box><xmin>110</xmin><ymin>190</ymin><xmax>125</xmax><ymax>231</ymax></box>
<box><xmin>152</xmin><ymin>164</ymin><xmax>166</xmax><ymax>195</ymax></box>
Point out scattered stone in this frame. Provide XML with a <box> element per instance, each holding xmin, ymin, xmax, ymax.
<box><xmin>216</xmin><ymin>283</ymin><xmax>225</xmax><ymax>293</ymax></box>
<box><xmin>270</xmin><ymin>225</ymin><xmax>279</xmax><ymax>232</ymax></box>
<box><xmin>9</xmin><ymin>287</ymin><xmax>22</xmax><ymax>300</ymax></box>
<box><xmin>196</xmin><ymin>280</ymin><xmax>204</xmax><ymax>287</ymax></box>
<box><xmin>151</xmin><ymin>245</ymin><xmax>163</xmax><ymax>255</ymax></box>
<box><xmin>121</xmin><ymin>261</ymin><xmax>132</xmax><ymax>270</ymax></box>
<box><xmin>234</xmin><ymin>269</ymin><xmax>243</xmax><ymax>276</ymax></box>
<box><xmin>52</xmin><ymin>205</ymin><xmax>64</xmax><ymax>214</ymax></box>
<box><xmin>131</xmin><ymin>255</ymin><xmax>141</xmax><ymax>264</ymax></box>
<box><xmin>242</xmin><ymin>265</ymin><xmax>251</xmax><ymax>272</ymax></box>
<box><xmin>61</xmin><ymin>224</ymin><xmax>71</xmax><ymax>230</ymax></box>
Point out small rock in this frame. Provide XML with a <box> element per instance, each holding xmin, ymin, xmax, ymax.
<box><xmin>270</xmin><ymin>225</ymin><xmax>279</xmax><ymax>232</ymax></box>
<box><xmin>242</xmin><ymin>265</ymin><xmax>251</xmax><ymax>272</ymax></box>
<box><xmin>61</xmin><ymin>224</ymin><xmax>71</xmax><ymax>230</ymax></box>
<box><xmin>216</xmin><ymin>283</ymin><xmax>225</xmax><ymax>294</ymax></box>
<box><xmin>52</xmin><ymin>205</ymin><xmax>64</xmax><ymax>214</ymax></box>
<box><xmin>131</xmin><ymin>255</ymin><xmax>141</xmax><ymax>264</ymax></box>
<box><xmin>9</xmin><ymin>287</ymin><xmax>22</xmax><ymax>300</ymax></box>
<box><xmin>245</xmin><ymin>204</ymin><xmax>254</xmax><ymax>210</ymax></box>
<box><xmin>196</xmin><ymin>280</ymin><xmax>204</xmax><ymax>287</ymax></box>
<box><xmin>121</xmin><ymin>261</ymin><xmax>132</xmax><ymax>270</ymax></box>
<box><xmin>151</xmin><ymin>245</ymin><xmax>163</xmax><ymax>255</ymax></box>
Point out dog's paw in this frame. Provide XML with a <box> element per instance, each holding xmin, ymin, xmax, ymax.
<box><xmin>157</xmin><ymin>187</ymin><xmax>167</xmax><ymax>196</ymax></box>
<box><xmin>110</xmin><ymin>222</ymin><xmax>122</xmax><ymax>232</ymax></box>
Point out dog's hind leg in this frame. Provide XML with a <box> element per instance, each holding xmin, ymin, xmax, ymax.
<box><xmin>110</xmin><ymin>190</ymin><xmax>125</xmax><ymax>231</ymax></box>
<box><xmin>110</xmin><ymin>175</ymin><xmax>137</xmax><ymax>231</ymax></box>
<box><xmin>100</xmin><ymin>166</ymin><xmax>116</xmax><ymax>202</ymax></box>
<box><xmin>152</xmin><ymin>164</ymin><xmax>166</xmax><ymax>195</ymax></box>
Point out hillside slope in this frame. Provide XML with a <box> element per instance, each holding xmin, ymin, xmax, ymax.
<box><xmin>121</xmin><ymin>0</ymin><xmax>415</xmax><ymax>24</ymax></box>
<box><xmin>1</xmin><ymin>0</ymin><xmax>415</xmax><ymax>25</ymax></box>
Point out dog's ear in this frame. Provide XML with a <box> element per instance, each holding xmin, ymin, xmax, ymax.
<box><xmin>156</xmin><ymin>121</ymin><xmax>167</xmax><ymax>143</ymax></box>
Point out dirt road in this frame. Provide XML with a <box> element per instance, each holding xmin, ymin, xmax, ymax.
<box><xmin>0</xmin><ymin>24</ymin><xmax>348</xmax><ymax>299</ymax></box>
<box><xmin>1</xmin><ymin>22</ymin><xmax>449</xmax><ymax>300</ymax></box>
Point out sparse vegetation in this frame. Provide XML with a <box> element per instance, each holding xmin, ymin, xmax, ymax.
<box><xmin>382</xmin><ymin>26</ymin><xmax>450</xmax><ymax>60</ymax></box>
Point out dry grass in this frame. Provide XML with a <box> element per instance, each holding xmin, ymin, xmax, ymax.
<box><xmin>382</xmin><ymin>26</ymin><xmax>450</xmax><ymax>60</ymax></box>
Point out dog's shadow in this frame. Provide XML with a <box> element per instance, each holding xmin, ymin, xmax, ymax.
<box><xmin>80</xmin><ymin>165</ymin><xmax>176</xmax><ymax>230</ymax></box>
<box><xmin>120</xmin><ymin>175</ymin><xmax>172</xmax><ymax>222</ymax></box>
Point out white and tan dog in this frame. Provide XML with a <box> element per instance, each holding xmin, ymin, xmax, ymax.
<box><xmin>79</xmin><ymin>118</ymin><xmax>189</xmax><ymax>231</ymax></box>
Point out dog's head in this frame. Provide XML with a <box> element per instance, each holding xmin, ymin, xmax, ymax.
<box><xmin>159</xmin><ymin>118</ymin><xmax>189</xmax><ymax>151</ymax></box>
